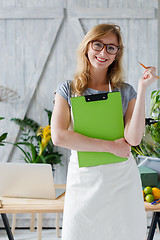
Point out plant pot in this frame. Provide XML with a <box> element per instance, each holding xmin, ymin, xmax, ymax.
<box><xmin>137</xmin><ymin>155</ymin><xmax>160</xmax><ymax>182</ymax></box>
<box><xmin>52</xmin><ymin>165</ymin><xmax>56</xmax><ymax>178</ymax></box>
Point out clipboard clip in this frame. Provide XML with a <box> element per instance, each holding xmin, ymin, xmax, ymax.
<box><xmin>85</xmin><ymin>93</ymin><xmax>108</xmax><ymax>102</ymax></box>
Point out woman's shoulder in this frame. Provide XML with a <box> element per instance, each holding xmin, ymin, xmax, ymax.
<box><xmin>120</xmin><ymin>82</ymin><xmax>137</xmax><ymax>100</ymax></box>
<box><xmin>55</xmin><ymin>80</ymin><xmax>72</xmax><ymax>107</ymax></box>
<box><xmin>56</xmin><ymin>80</ymin><xmax>72</xmax><ymax>95</ymax></box>
<box><xmin>117</xmin><ymin>82</ymin><xmax>137</xmax><ymax>116</ymax></box>
<box><xmin>56</xmin><ymin>80</ymin><xmax>72</xmax><ymax>93</ymax></box>
<box><xmin>120</xmin><ymin>82</ymin><xmax>134</xmax><ymax>89</ymax></box>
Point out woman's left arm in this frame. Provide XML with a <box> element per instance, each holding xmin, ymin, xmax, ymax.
<box><xmin>124</xmin><ymin>67</ymin><xmax>158</xmax><ymax>146</ymax></box>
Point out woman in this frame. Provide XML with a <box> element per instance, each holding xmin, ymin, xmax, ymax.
<box><xmin>51</xmin><ymin>23</ymin><xmax>157</xmax><ymax>240</ymax></box>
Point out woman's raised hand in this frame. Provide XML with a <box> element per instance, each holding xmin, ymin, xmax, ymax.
<box><xmin>139</xmin><ymin>66</ymin><xmax>158</xmax><ymax>89</ymax></box>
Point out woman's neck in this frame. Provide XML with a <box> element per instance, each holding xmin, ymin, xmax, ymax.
<box><xmin>88</xmin><ymin>67</ymin><xmax>109</xmax><ymax>91</ymax></box>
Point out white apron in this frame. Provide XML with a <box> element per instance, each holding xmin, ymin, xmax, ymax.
<box><xmin>61</xmin><ymin>105</ymin><xmax>147</xmax><ymax>240</ymax></box>
<box><xmin>61</xmin><ymin>150</ymin><xmax>147</xmax><ymax>240</ymax></box>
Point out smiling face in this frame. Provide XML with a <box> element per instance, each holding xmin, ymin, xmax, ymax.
<box><xmin>87</xmin><ymin>33</ymin><xmax>119</xmax><ymax>71</ymax></box>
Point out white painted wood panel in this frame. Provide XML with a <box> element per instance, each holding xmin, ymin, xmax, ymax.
<box><xmin>1</xmin><ymin>17</ymin><xmax>64</xmax><ymax>163</ymax></box>
<box><xmin>68</xmin><ymin>7</ymin><xmax>156</xmax><ymax>19</ymax></box>
<box><xmin>0</xmin><ymin>8</ymin><xmax>63</xmax><ymax>19</ymax></box>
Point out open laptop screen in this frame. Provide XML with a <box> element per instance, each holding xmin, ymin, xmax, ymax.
<box><xmin>0</xmin><ymin>163</ymin><xmax>58</xmax><ymax>199</ymax></box>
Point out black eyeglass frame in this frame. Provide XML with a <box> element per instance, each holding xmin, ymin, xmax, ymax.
<box><xmin>90</xmin><ymin>40</ymin><xmax>120</xmax><ymax>55</ymax></box>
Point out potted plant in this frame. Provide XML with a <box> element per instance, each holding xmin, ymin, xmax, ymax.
<box><xmin>131</xmin><ymin>90</ymin><xmax>160</xmax><ymax>161</ymax></box>
<box><xmin>11</xmin><ymin>109</ymin><xmax>63</xmax><ymax>174</ymax></box>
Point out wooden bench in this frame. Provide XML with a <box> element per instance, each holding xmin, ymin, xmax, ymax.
<box><xmin>0</xmin><ymin>184</ymin><xmax>65</xmax><ymax>240</ymax></box>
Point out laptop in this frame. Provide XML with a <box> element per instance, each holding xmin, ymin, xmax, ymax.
<box><xmin>0</xmin><ymin>163</ymin><xmax>65</xmax><ymax>199</ymax></box>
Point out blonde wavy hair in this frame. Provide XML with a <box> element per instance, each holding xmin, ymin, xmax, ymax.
<box><xmin>71</xmin><ymin>23</ymin><xmax>125</xmax><ymax>96</ymax></box>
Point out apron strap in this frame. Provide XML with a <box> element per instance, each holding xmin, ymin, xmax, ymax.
<box><xmin>109</xmin><ymin>80</ymin><xmax>112</xmax><ymax>92</ymax></box>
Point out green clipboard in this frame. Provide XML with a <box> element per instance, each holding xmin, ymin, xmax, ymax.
<box><xmin>71</xmin><ymin>91</ymin><xmax>127</xmax><ymax>168</ymax></box>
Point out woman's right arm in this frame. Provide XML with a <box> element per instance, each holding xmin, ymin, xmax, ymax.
<box><xmin>51</xmin><ymin>93</ymin><xmax>131</xmax><ymax>158</ymax></box>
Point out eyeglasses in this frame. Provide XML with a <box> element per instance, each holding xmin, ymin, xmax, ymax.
<box><xmin>91</xmin><ymin>40</ymin><xmax>120</xmax><ymax>55</ymax></box>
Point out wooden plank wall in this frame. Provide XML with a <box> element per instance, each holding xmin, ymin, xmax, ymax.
<box><xmin>0</xmin><ymin>0</ymin><xmax>159</xmax><ymax>227</ymax></box>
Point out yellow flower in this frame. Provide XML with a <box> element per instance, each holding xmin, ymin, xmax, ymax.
<box><xmin>153</xmin><ymin>122</ymin><xmax>158</xmax><ymax>128</ymax></box>
<box><xmin>37</xmin><ymin>125</ymin><xmax>51</xmax><ymax>155</ymax></box>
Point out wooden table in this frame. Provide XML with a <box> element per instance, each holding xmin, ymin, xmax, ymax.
<box><xmin>144</xmin><ymin>201</ymin><xmax>160</xmax><ymax>240</ymax></box>
<box><xmin>0</xmin><ymin>184</ymin><xmax>65</xmax><ymax>240</ymax></box>
<box><xmin>1</xmin><ymin>196</ymin><xmax>158</xmax><ymax>240</ymax></box>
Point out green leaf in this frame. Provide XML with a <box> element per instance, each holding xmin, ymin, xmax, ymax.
<box><xmin>45</xmin><ymin>109</ymin><xmax>52</xmax><ymax>125</ymax></box>
<box><xmin>30</xmin><ymin>144</ymin><xmax>37</xmax><ymax>161</ymax></box>
<box><xmin>13</xmin><ymin>143</ymin><xmax>31</xmax><ymax>163</ymax></box>
<box><xmin>14</xmin><ymin>142</ymin><xmax>38</xmax><ymax>162</ymax></box>
<box><xmin>11</xmin><ymin>118</ymin><xmax>40</xmax><ymax>132</ymax></box>
<box><xmin>38</xmin><ymin>155</ymin><xmax>46</xmax><ymax>164</ymax></box>
<box><xmin>23</xmin><ymin>157</ymin><xmax>31</xmax><ymax>163</ymax></box>
<box><xmin>26</xmin><ymin>151</ymin><xmax>31</xmax><ymax>159</ymax></box>
<box><xmin>34</xmin><ymin>155</ymin><xmax>43</xmax><ymax>163</ymax></box>
<box><xmin>151</xmin><ymin>90</ymin><xmax>160</xmax><ymax>99</ymax></box>
<box><xmin>0</xmin><ymin>133</ymin><xmax>8</xmax><ymax>142</ymax></box>
<box><xmin>131</xmin><ymin>146</ymin><xmax>144</xmax><ymax>156</ymax></box>
<box><xmin>42</xmin><ymin>153</ymin><xmax>63</xmax><ymax>166</ymax></box>
<box><xmin>151</xmin><ymin>90</ymin><xmax>157</xmax><ymax>98</ymax></box>
<box><xmin>0</xmin><ymin>117</ymin><xmax>5</xmax><ymax>120</ymax></box>
<box><xmin>150</xmin><ymin>90</ymin><xmax>160</xmax><ymax>118</ymax></box>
